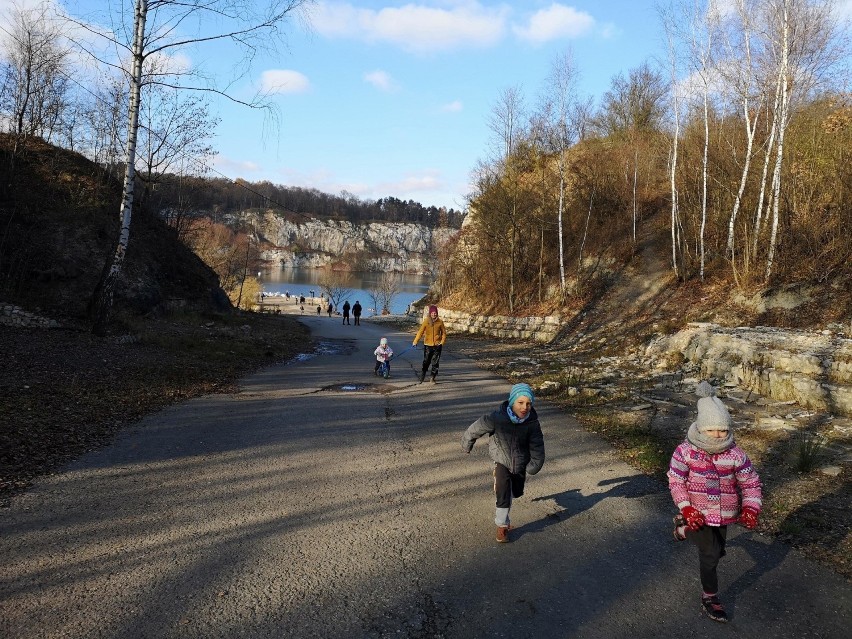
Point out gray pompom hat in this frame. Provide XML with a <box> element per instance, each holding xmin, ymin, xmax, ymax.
<box><xmin>695</xmin><ymin>381</ymin><xmax>732</xmax><ymax>432</ymax></box>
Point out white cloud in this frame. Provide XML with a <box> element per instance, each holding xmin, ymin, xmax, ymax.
<box><xmin>214</xmin><ymin>156</ymin><xmax>262</xmax><ymax>176</ymax></box>
<box><xmin>260</xmin><ymin>69</ymin><xmax>310</xmax><ymax>94</ymax></box>
<box><xmin>311</xmin><ymin>1</ymin><xmax>508</xmax><ymax>53</ymax></box>
<box><xmin>364</xmin><ymin>70</ymin><xmax>397</xmax><ymax>91</ymax></box>
<box><xmin>513</xmin><ymin>3</ymin><xmax>595</xmax><ymax>44</ymax></box>
<box><xmin>380</xmin><ymin>173</ymin><xmax>442</xmax><ymax>194</ymax></box>
<box><xmin>440</xmin><ymin>100</ymin><xmax>463</xmax><ymax>113</ymax></box>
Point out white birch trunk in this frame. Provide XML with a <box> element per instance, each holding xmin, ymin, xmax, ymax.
<box><xmin>91</xmin><ymin>0</ymin><xmax>147</xmax><ymax>335</ymax></box>
<box><xmin>725</xmin><ymin>0</ymin><xmax>760</xmax><ymax>258</ymax></box>
<box><xmin>752</xmin><ymin>81</ymin><xmax>780</xmax><ymax>256</ymax></box>
<box><xmin>558</xmin><ymin>165</ymin><xmax>566</xmax><ymax>291</ymax></box>
<box><xmin>632</xmin><ymin>149</ymin><xmax>638</xmax><ymax>244</ymax></box>
<box><xmin>765</xmin><ymin>3</ymin><xmax>791</xmax><ymax>281</ymax></box>
<box><xmin>700</xmin><ymin>85</ymin><xmax>709</xmax><ymax>280</ymax></box>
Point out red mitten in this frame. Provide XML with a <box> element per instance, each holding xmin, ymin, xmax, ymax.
<box><xmin>681</xmin><ymin>506</ymin><xmax>706</xmax><ymax>531</ymax></box>
<box><xmin>739</xmin><ymin>506</ymin><xmax>759</xmax><ymax>529</ymax></box>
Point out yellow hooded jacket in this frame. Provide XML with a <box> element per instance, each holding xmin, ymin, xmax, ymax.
<box><xmin>413</xmin><ymin>316</ymin><xmax>447</xmax><ymax>347</ymax></box>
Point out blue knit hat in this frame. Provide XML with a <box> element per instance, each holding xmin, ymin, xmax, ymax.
<box><xmin>508</xmin><ymin>383</ymin><xmax>534</xmax><ymax>407</ymax></box>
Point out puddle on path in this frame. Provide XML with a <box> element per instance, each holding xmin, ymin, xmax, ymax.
<box><xmin>291</xmin><ymin>339</ymin><xmax>355</xmax><ymax>363</ymax></box>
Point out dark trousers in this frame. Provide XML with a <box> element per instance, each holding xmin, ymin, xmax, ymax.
<box><xmin>687</xmin><ymin>525</ymin><xmax>728</xmax><ymax>594</ymax></box>
<box><xmin>354</xmin><ymin>315</ymin><xmax>360</xmax><ymax>325</ymax></box>
<box><xmin>493</xmin><ymin>463</ymin><xmax>526</xmax><ymax>508</ymax></box>
<box><xmin>421</xmin><ymin>344</ymin><xmax>442</xmax><ymax>376</ymax></box>
<box><xmin>342</xmin><ymin>313</ymin><xmax>350</xmax><ymax>324</ymax></box>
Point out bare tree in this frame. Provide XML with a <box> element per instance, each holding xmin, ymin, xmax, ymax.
<box><xmin>761</xmin><ymin>0</ymin><xmax>844</xmax><ymax>280</ymax></box>
<box><xmin>687</xmin><ymin>0</ymin><xmax>720</xmax><ymax>281</ymax></box>
<box><xmin>595</xmin><ymin>62</ymin><xmax>667</xmax><ymax>245</ymax></box>
<box><xmin>536</xmin><ymin>50</ymin><xmax>582</xmax><ymax>293</ymax></box>
<box><xmin>367</xmin><ymin>271</ymin><xmax>401</xmax><ymax>315</ymax></box>
<box><xmin>661</xmin><ymin>4</ymin><xmax>686</xmax><ymax>278</ymax></box>
<box><xmin>0</xmin><ymin>2</ymin><xmax>70</xmax><ymax>147</ymax></box>
<box><xmin>487</xmin><ymin>86</ymin><xmax>526</xmax><ymax>312</ymax></box>
<box><xmin>721</xmin><ymin>0</ymin><xmax>764</xmax><ymax>267</ymax></box>
<box><xmin>318</xmin><ymin>270</ymin><xmax>353</xmax><ymax>313</ymax></box>
<box><xmin>136</xmin><ymin>71</ymin><xmax>219</xmax><ymax>208</ymax></box>
<box><xmin>65</xmin><ymin>0</ymin><xmax>313</xmax><ymax>334</ymax></box>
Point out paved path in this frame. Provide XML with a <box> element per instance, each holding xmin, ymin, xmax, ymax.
<box><xmin>1</xmin><ymin>315</ymin><xmax>850</xmax><ymax>638</ymax></box>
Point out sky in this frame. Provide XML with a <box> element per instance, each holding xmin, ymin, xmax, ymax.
<box><xmin>3</xmin><ymin>0</ymin><xmax>851</xmax><ymax>211</ymax></box>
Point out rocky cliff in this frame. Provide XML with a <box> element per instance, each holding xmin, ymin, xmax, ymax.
<box><xmin>253</xmin><ymin>213</ymin><xmax>458</xmax><ymax>273</ymax></box>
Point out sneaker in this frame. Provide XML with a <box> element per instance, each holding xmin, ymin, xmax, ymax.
<box><xmin>496</xmin><ymin>526</ymin><xmax>511</xmax><ymax>543</ymax></box>
<box><xmin>701</xmin><ymin>595</ymin><xmax>728</xmax><ymax>623</ymax></box>
<box><xmin>430</xmin><ymin>375</ymin><xmax>437</xmax><ymax>383</ymax></box>
<box><xmin>672</xmin><ymin>514</ymin><xmax>687</xmax><ymax>541</ymax></box>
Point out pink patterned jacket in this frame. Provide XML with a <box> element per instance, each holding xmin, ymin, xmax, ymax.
<box><xmin>668</xmin><ymin>441</ymin><xmax>762</xmax><ymax>526</ymax></box>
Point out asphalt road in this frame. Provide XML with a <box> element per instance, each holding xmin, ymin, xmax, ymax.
<box><xmin>1</xmin><ymin>315</ymin><xmax>850</xmax><ymax>638</ymax></box>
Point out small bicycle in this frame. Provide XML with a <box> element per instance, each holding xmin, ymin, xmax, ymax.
<box><xmin>377</xmin><ymin>359</ymin><xmax>391</xmax><ymax>379</ymax></box>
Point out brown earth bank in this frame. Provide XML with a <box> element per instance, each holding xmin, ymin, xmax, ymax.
<box><xmin>0</xmin><ymin>312</ymin><xmax>310</xmax><ymax>506</ymax></box>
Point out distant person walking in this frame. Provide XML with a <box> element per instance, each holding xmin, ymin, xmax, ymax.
<box><xmin>412</xmin><ymin>305</ymin><xmax>446</xmax><ymax>383</ymax></box>
<box><xmin>316</xmin><ymin>305</ymin><xmax>321</xmax><ymax>316</ymax></box>
<box><xmin>668</xmin><ymin>381</ymin><xmax>762</xmax><ymax>624</ymax></box>
<box><xmin>342</xmin><ymin>301</ymin><xmax>351</xmax><ymax>325</ymax></box>
<box><xmin>327</xmin><ymin>302</ymin><xmax>333</xmax><ymax>318</ymax></box>
<box><xmin>352</xmin><ymin>301</ymin><xmax>362</xmax><ymax>325</ymax></box>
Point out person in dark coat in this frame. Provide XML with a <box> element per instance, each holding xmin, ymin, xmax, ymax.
<box><xmin>462</xmin><ymin>383</ymin><xmax>545</xmax><ymax>543</ymax></box>
<box><xmin>342</xmin><ymin>301</ymin><xmax>351</xmax><ymax>325</ymax></box>
<box><xmin>352</xmin><ymin>300</ymin><xmax>362</xmax><ymax>325</ymax></box>
<box><xmin>327</xmin><ymin>302</ymin><xmax>333</xmax><ymax>317</ymax></box>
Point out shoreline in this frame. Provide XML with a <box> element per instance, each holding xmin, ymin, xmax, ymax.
<box><xmin>256</xmin><ymin>295</ymin><xmax>418</xmax><ymax>325</ymax></box>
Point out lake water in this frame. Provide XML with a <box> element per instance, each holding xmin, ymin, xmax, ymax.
<box><xmin>259</xmin><ymin>267</ymin><xmax>432</xmax><ymax>316</ymax></box>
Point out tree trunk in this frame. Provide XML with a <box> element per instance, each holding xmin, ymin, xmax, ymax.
<box><xmin>90</xmin><ymin>0</ymin><xmax>147</xmax><ymax>335</ymax></box>
<box><xmin>557</xmin><ymin>159</ymin><xmax>566</xmax><ymax>291</ymax></box>
<box><xmin>765</xmin><ymin>4</ymin><xmax>791</xmax><ymax>282</ymax></box>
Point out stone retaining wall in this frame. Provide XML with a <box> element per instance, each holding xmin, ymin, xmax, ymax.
<box><xmin>647</xmin><ymin>323</ymin><xmax>852</xmax><ymax>417</ymax></box>
<box><xmin>0</xmin><ymin>303</ymin><xmax>61</xmax><ymax>329</ymax></box>
<box><xmin>422</xmin><ymin>307</ymin><xmax>561</xmax><ymax>343</ymax></box>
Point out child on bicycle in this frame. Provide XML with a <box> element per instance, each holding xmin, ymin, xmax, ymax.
<box><xmin>374</xmin><ymin>337</ymin><xmax>394</xmax><ymax>377</ymax></box>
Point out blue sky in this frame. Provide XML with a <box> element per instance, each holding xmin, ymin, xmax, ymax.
<box><xmin>210</xmin><ymin>0</ymin><xmax>667</xmax><ymax>211</ymax></box>
<box><xmin>11</xmin><ymin>0</ymin><xmax>850</xmax><ymax>211</ymax></box>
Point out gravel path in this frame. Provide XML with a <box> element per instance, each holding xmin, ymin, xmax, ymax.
<box><xmin>1</xmin><ymin>315</ymin><xmax>850</xmax><ymax>638</ymax></box>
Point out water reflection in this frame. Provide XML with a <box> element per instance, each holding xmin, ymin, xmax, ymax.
<box><xmin>260</xmin><ymin>267</ymin><xmax>432</xmax><ymax>315</ymax></box>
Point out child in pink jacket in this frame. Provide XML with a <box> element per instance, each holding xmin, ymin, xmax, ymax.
<box><xmin>668</xmin><ymin>381</ymin><xmax>762</xmax><ymax>624</ymax></box>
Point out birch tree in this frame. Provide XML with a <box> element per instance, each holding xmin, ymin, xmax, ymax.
<box><xmin>66</xmin><ymin>0</ymin><xmax>312</xmax><ymax>335</ymax></box>
<box><xmin>661</xmin><ymin>5</ymin><xmax>686</xmax><ymax>278</ymax></box>
<box><xmin>721</xmin><ymin>0</ymin><xmax>763</xmax><ymax>267</ymax></box>
<box><xmin>487</xmin><ymin>86</ymin><xmax>526</xmax><ymax>312</ymax></box>
<box><xmin>762</xmin><ymin>0</ymin><xmax>843</xmax><ymax>280</ymax></box>
<box><xmin>688</xmin><ymin>0</ymin><xmax>720</xmax><ymax>281</ymax></box>
<box><xmin>538</xmin><ymin>51</ymin><xmax>581</xmax><ymax>294</ymax></box>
